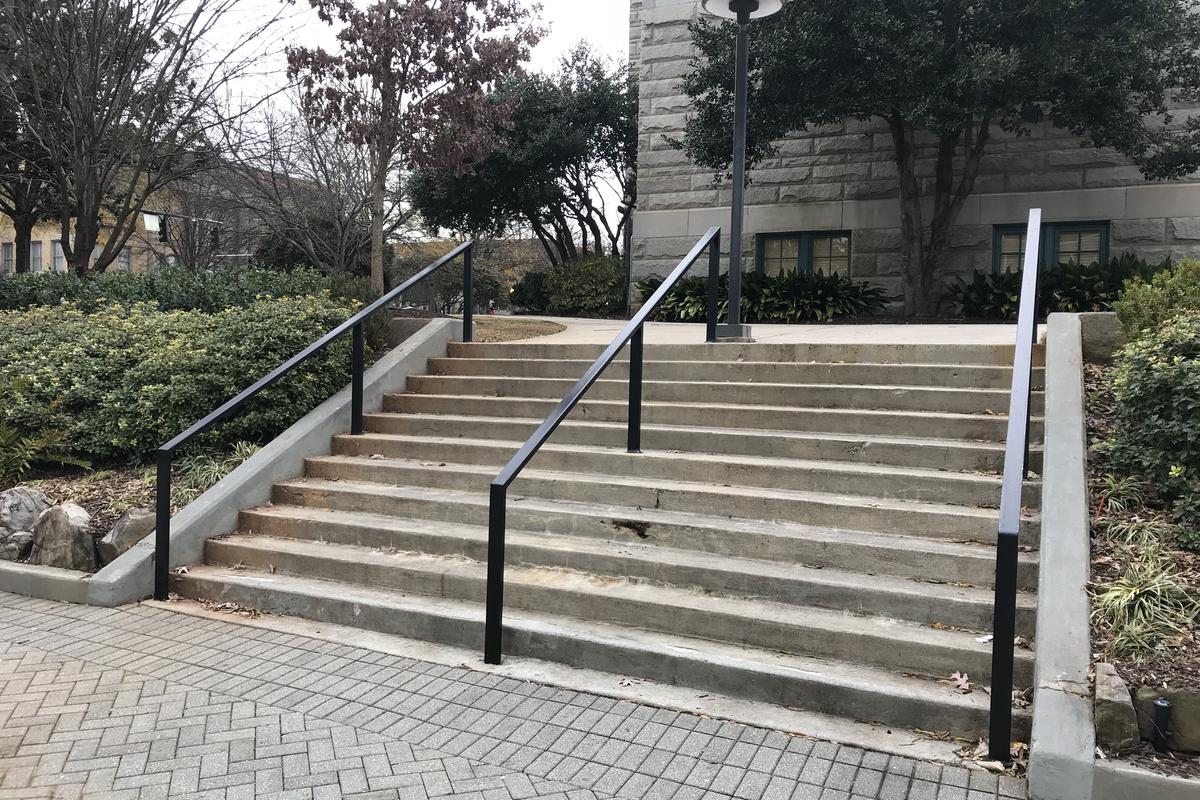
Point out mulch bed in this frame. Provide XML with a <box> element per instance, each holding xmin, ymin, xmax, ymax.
<box><xmin>24</xmin><ymin>467</ymin><xmax>154</xmax><ymax>542</ymax></box>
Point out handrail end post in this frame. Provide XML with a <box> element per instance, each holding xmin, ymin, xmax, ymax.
<box><xmin>627</xmin><ymin>326</ymin><xmax>644</xmax><ymax>453</ymax></box>
<box><xmin>706</xmin><ymin>230</ymin><xmax>721</xmax><ymax>343</ymax></box>
<box><xmin>154</xmin><ymin>448</ymin><xmax>172</xmax><ymax>602</ymax></box>
<box><xmin>987</xmin><ymin>530</ymin><xmax>1020</xmax><ymax>763</ymax></box>
<box><xmin>462</xmin><ymin>244</ymin><xmax>474</xmax><ymax>344</ymax></box>
<box><xmin>351</xmin><ymin>323</ymin><xmax>365</xmax><ymax>436</ymax></box>
<box><xmin>484</xmin><ymin>482</ymin><xmax>507</xmax><ymax>665</ymax></box>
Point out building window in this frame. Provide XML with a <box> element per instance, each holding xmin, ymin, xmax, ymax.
<box><xmin>756</xmin><ymin>231</ymin><xmax>852</xmax><ymax>276</ymax></box>
<box><xmin>53</xmin><ymin>241</ymin><xmax>65</xmax><ymax>271</ymax></box>
<box><xmin>1</xmin><ymin>243</ymin><xmax>13</xmax><ymax>273</ymax></box>
<box><xmin>30</xmin><ymin>241</ymin><xmax>43</xmax><ymax>272</ymax></box>
<box><xmin>117</xmin><ymin>247</ymin><xmax>132</xmax><ymax>271</ymax></box>
<box><xmin>992</xmin><ymin>221</ymin><xmax>1109</xmax><ymax>273</ymax></box>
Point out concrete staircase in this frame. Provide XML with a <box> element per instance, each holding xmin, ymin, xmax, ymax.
<box><xmin>175</xmin><ymin>339</ymin><xmax>1043</xmax><ymax>741</ymax></box>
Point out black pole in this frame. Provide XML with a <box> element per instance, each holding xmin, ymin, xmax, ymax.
<box><xmin>726</xmin><ymin>14</ymin><xmax>750</xmax><ymax>329</ymax></box>
<box><xmin>351</xmin><ymin>323</ymin><xmax>365</xmax><ymax>436</ymax></box>
<box><xmin>463</xmin><ymin>245</ymin><xmax>474</xmax><ymax>343</ymax></box>
<box><xmin>1153</xmin><ymin>698</ymin><xmax>1173</xmax><ymax>754</ymax></box>
<box><xmin>484</xmin><ymin>483</ymin><xmax>507</xmax><ymax>665</ymax></box>
<box><xmin>627</xmin><ymin>326</ymin><xmax>644</xmax><ymax>453</ymax></box>
<box><xmin>706</xmin><ymin>231</ymin><xmax>721</xmax><ymax>343</ymax></box>
<box><xmin>154</xmin><ymin>449</ymin><xmax>171</xmax><ymax>601</ymax></box>
<box><xmin>987</xmin><ymin>531</ymin><xmax>1019</xmax><ymax>762</ymax></box>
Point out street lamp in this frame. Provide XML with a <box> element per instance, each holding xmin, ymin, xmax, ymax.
<box><xmin>700</xmin><ymin>0</ymin><xmax>783</xmax><ymax>339</ymax></box>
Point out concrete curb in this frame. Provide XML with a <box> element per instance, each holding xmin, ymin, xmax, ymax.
<box><xmin>85</xmin><ymin>318</ymin><xmax>461</xmax><ymax>608</ymax></box>
<box><xmin>1028</xmin><ymin>313</ymin><xmax>1095</xmax><ymax>800</ymax></box>
<box><xmin>0</xmin><ymin>561</ymin><xmax>90</xmax><ymax>603</ymax></box>
<box><xmin>1095</xmin><ymin>760</ymin><xmax>1198</xmax><ymax>799</ymax></box>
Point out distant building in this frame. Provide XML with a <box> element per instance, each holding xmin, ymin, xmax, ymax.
<box><xmin>629</xmin><ymin>0</ymin><xmax>1200</xmax><ymax>299</ymax></box>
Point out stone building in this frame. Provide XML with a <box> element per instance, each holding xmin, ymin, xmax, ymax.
<box><xmin>629</xmin><ymin>0</ymin><xmax>1200</xmax><ymax>303</ymax></box>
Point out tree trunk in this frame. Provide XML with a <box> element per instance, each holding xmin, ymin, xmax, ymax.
<box><xmin>369</xmin><ymin>171</ymin><xmax>386</xmax><ymax>294</ymax></box>
<box><xmin>888</xmin><ymin>115</ymin><xmax>938</xmax><ymax>316</ymax></box>
<box><xmin>13</xmin><ymin>216</ymin><xmax>34</xmax><ymax>273</ymax></box>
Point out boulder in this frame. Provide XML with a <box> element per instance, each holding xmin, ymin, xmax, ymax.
<box><xmin>1094</xmin><ymin>663</ymin><xmax>1140</xmax><ymax>752</ymax></box>
<box><xmin>0</xmin><ymin>487</ymin><xmax>53</xmax><ymax>535</ymax></box>
<box><xmin>29</xmin><ymin>503</ymin><xmax>94</xmax><ymax>571</ymax></box>
<box><xmin>97</xmin><ymin>507</ymin><xmax>155</xmax><ymax>565</ymax></box>
<box><xmin>1135</xmin><ymin>686</ymin><xmax>1200</xmax><ymax>753</ymax></box>
<box><xmin>0</xmin><ymin>530</ymin><xmax>33</xmax><ymax>561</ymax></box>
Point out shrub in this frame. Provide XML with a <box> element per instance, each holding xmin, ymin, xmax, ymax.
<box><xmin>1093</xmin><ymin>544</ymin><xmax>1200</xmax><ymax>661</ymax></box>
<box><xmin>0</xmin><ymin>296</ymin><xmax>355</xmax><ymax>463</ymax></box>
<box><xmin>949</xmin><ymin>253</ymin><xmax>1170</xmax><ymax>319</ymax></box>
<box><xmin>637</xmin><ymin>270</ymin><xmax>888</xmax><ymax>323</ymax></box>
<box><xmin>1105</xmin><ymin>312</ymin><xmax>1200</xmax><ymax>530</ymax></box>
<box><xmin>545</xmin><ymin>256</ymin><xmax>626</xmax><ymax>317</ymax></box>
<box><xmin>511</xmin><ymin>271</ymin><xmax>550</xmax><ymax>313</ymax></box>
<box><xmin>1115</xmin><ymin>259</ymin><xmax>1200</xmax><ymax>340</ymax></box>
<box><xmin>0</xmin><ymin>266</ymin><xmax>369</xmax><ymax>314</ymax></box>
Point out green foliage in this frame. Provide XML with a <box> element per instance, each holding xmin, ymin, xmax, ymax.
<box><xmin>174</xmin><ymin>442</ymin><xmax>261</xmax><ymax>506</ymax></box>
<box><xmin>949</xmin><ymin>254</ymin><xmax>1170</xmax><ymax>319</ymax></box>
<box><xmin>1115</xmin><ymin>259</ymin><xmax>1200</xmax><ymax>340</ymax></box>
<box><xmin>1106</xmin><ymin>312</ymin><xmax>1200</xmax><ymax>530</ymax></box>
<box><xmin>1093</xmin><ymin>544</ymin><xmax>1200</xmax><ymax>661</ymax></box>
<box><xmin>0</xmin><ymin>297</ymin><xmax>355</xmax><ymax>464</ymax></box>
<box><xmin>0</xmin><ymin>424</ymin><xmax>91</xmax><ymax>488</ymax></box>
<box><xmin>423</xmin><ymin>263</ymin><xmax>507</xmax><ymax>316</ymax></box>
<box><xmin>511</xmin><ymin>271</ymin><xmax>550</xmax><ymax>313</ymax></box>
<box><xmin>0</xmin><ymin>266</ymin><xmax>370</xmax><ymax>314</ymax></box>
<box><xmin>544</xmin><ymin>256</ymin><xmax>626</xmax><ymax>317</ymax></box>
<box><xmin>1097</xmin><ymin>474</ymin><xmax>1149</xmax><ymax>516</ymax></box>
<box><xmin>637</xmin><ymin>270</ymin><xmax>888</xmax><ymax>324</ymax></box>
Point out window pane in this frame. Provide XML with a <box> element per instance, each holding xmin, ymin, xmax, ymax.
<box><xmin>764</xmin><ymin>239</ymin><xmax>781</xmax><ymax>260</ymax></box>
<box><xmin>52</xmin><ymin>241</ymin><xmax>65</xmax><ymax>271</ymax></box>
<box><xmin>1</xmin><ymin>243</ymin><xmax>12</xmax><ymax>272</ymax></box>
<box><xmin>30</xmin><ymin>241</ymin><xmax>43</xmax><ymax>272</ymax></box>
<box><xmin>780</xmin><ymin>238</ymin><xmax>800</xmax><ymax>261</ymax></box>
<box><xmin>1000</xmin><ymin>253</ymin><xmax>1023</xmax><ymax>272</ymax></box>
<box><xmin>1001</xmin><ymin>233</ymin><xmax>1025</xmax><ymax>256</ymax></box>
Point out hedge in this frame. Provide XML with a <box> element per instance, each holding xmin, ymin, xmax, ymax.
<box><xmin>0</xmin><ymin>296</ymin><xmax>355</xmax><ymax>463</ymax></box>
<box><xmin>1114</xmin><ymin>259</ymin><xmax>1200</xmax><ymax>339</ymax></box>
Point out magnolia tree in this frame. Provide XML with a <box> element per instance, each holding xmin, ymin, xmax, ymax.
<box><xmin>676</xmin><ymin>0</ymin><xmax>1200</xmax><ymax>316</ymax></box>
<box><xmin>288</xmin><ymin>0</ymin><xmax>541</xmax><ymax>293</ymax></box>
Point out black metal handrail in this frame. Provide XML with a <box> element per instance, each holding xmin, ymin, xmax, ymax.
<box><xmin>152</xmin><ymin>242</ymin><xmax>475</xmax><ymax>601</ymax></box>
<box><xmin>483</xmin><ymin>226</ymin><xmax>723</xmax><ymax>664</ymax></box>
<box><xmin>988</xmin><ymin>209</ymin><xmax>1042</xmax><ymax>762</ymax></box>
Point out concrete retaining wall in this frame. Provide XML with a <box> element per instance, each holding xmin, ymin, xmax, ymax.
<box><xmin>1028</xmin><ymin>313</ymin><xmax>1095</xmax><ymax>800</ymax></box>
<box><xmin>0</xmin><ymin>318</ymin><xmax>461</xmax><ymax>608</ymax></box>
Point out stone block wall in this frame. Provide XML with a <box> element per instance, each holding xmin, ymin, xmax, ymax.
<box><xmin>630</xmin><ymin>0</ymin><xmax>1200</xmax><ymax>304</ymax></box>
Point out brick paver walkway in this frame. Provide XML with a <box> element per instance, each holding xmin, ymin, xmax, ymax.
<box><xmin>0</xmin><ymin>593</ymin><xmax>1027</xmax><ymax>800</ymax></box>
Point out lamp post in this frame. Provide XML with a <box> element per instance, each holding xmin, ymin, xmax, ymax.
<box><xmin>700</xmin><ymin>0</ymin><xmax>783</xmax><ymax>339</ymax></box>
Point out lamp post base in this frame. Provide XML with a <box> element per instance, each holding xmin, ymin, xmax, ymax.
<box><xmin>714</xmin><ymin>323</ymin><xmax>754</xmax><ymax>342</ymax></box>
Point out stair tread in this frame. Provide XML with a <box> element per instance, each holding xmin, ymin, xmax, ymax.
<box><xmin>299</xmin><ymin>456</ymin><xmax>1040</xmax><ymax>521</ymax></box>
<box><xmin>364</xmin><ymin>411</ymin><xmax>1035</xmax><ymax>451</ymax></box>
<box><xmin>177</xmin><ymin>564</ymin><xmax>1029</xmax><ymax>716</ymax></box>
<box><xmin>433</xmin><ymin>357</ymin><xmax>1045</xmax><ymax>370</ymax></box>
<box><xmin>336</xmin><ymin>432</ymin><xmax>1026</xmax><ymax>485</ymax></box>
<box><xmin>230</xmin><ymin>513</ymin><xmax>1038</xmax><ymax>611</ymax></box>
<box><xmin>390</xmin><ymin>393</ymin><xmax>1046</xmax><ymax>422</ymax></box>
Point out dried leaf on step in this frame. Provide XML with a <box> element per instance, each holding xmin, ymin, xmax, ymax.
<box><xmin>171</xmin><ymin>566</ymin><xmax>189</xmax><ymax>575</ymax></box>
<box><xmin>942</xmin><ymin>672</ymin><xmax>972</xmax><ymax>693</ymax></box>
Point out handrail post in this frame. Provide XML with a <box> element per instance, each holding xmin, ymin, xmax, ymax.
<box><xmin>462</xmin><ymin>245</ymin><xmax>474</xmax><ymax>343</ymax></box>
<box><xmin>989</xmin><ymin>532</ymin><xmax>1019</xmax><ymax>762</ymax></box>
<box><xmin>627</xmin><ymin>325</ymin><xmax>644</xmax><ymax>453</ymax></box>
<box><xmin>484</xmin><ymin>483</ymin><xmax>506</xmax><ymax>664</ymax></box>
<box><xmin>706</xmin><ymin>231</ymin><xmax>721</xmax><ymax>343</ymax></box>
<box><xmin>351</xmin><ymin>322</ymin><xmax>365</xmax><ymax>436</ymax></box>
<box><xmin>154</xmin><ymin>449</ymin><xmax>171</xmax><ymax>601</ymax></box>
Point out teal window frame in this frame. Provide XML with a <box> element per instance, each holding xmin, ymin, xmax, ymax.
<box><xmin>991</xmin><ymin>221</ymin><xmax>1110</xmax><ymax>273</ymax></box>
<box><xmin>755</xmin><ymin>230</ymin><xmax>853</xmax><ymax>275</ymax></box>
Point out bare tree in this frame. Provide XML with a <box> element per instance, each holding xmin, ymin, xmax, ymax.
<box><xmin>0</xmin><ymin>0</ymin><xmax>285</xmax><ymax>274</ymax></box>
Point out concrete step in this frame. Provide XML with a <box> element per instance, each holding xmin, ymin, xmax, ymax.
<box><xmin>447</xmin><ymin>341</ymin><xmax>1045</xmax><ymax>367</ymax></box>
<box><xmin>404</xmin><ymin>375</ymin><xmax>1045</xmax><ymax>416</ymax></box>
<box><xmin>363</xmin><ymin>412</ymin><xmax>1044</xmax><ymax>474</ymax></box>
<box><xmin>428</xmin><ymin>357</ymin><xmax>1046</xmax><ymax>390</ymax></box>
<box><xmin>329</xmin><ymin>434</ymin><xmax>1040</xmax><ymax>508</ymax></box>
<box><xmin>174</xmin><ymin>566</ymin><xmax>1032</xmax><ymax>739</ymax></box>
<box><xmin>276</xmin><ymin>469</ymin><xmax>1039</xmax><ymax>548</ymax></box>
<box><xmin>383</xmin><ymin>394</ymin><xmax>1045</xmax><ymax>443</ymax></box>
<box><xmin>204</xmin><ymin>534</ymin><xmax>1036</xmax><ymax>679</ymax></box>
<box><xmin>242</xmin><ymin>500</ymin><xmax>1039</xmax><ymax>592</ymax></box>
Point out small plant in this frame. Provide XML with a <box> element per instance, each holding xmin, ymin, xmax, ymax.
<box><xmin>1096</xmin><ymin>474</ymin><xmax>1149</xmax><ymax>515</ymax></box>
<box><xmin>0</xmin><ymin>424</ymin><xmax>91</xmax><ymax>488</ymax></box>
<box><xmin>174</xmin><ymin>442</ymin><xmax>261</xmax><ymax>506</ymax></box>
<box><xmin>1093</xmin><ymin>546</ymin><xmax>1200</xmax><ymax>661</ymax></box>
<box><xmin>1100</xmin><ymin>516</ymin><xmax>1170</xmax><ymax>548</ymax></box>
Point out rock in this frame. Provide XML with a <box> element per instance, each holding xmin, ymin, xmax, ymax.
<box><xmin>29</xmin><ymin>503</ymin><xmax>95</xmax><ymax>571</ymax></box>
<box><xmin>97</xmin><ymin>508</ymin><xmax>155</xmax><ymax>565</ymax></box>
<box><xmin>1094</xmin><ymin>663</ymin><xmax>1140</xmax><ymax>752</ymax></box>
<box><xmin>0</xmin><ymin>487</ymin><xmax>53</xmax><ymax>535</ymax></box>
<box><xmin>1135</xmin><ymin>686</ymin><xmax>1200</xmax><ymax>754</ymax></box>
<box><xmin>0</xmin><ymin>530</ymin><xmax>33</xmax><ymax>561</ymax></box>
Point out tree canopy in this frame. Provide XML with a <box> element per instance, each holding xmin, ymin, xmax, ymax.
<box><xmin>676</xmin><ymin>0</ymin><xmax>1200</xmax><ymax>314</ymax></box>
<box><xmin>409</xmin><ymin>44</ymin><xmax>637</xmax><ymax>266</ymax></box>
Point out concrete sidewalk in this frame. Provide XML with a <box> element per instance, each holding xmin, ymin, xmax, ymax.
<box><xmin>511</xmin><ymin>318</ymin><xmax>1038</xmax><ymax>347</ymax></box>
<box><xmin>0</xmin><ymin>593</ymin><xmax>1026</xmax><ymax>800</ymax></box>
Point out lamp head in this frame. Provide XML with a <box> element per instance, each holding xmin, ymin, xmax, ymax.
<box><xmin>699</xmin><ymin>0</ymin><xmax>783</xmax><ymax>21</ymax></box>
